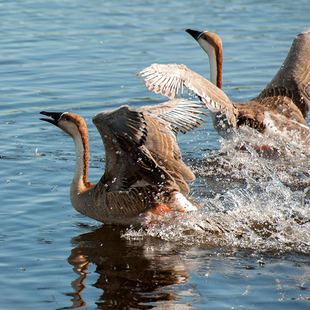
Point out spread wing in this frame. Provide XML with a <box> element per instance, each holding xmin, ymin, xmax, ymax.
<box><xmin>137</xmin><ymin>63</ymin><xmax>239</xmax><ymax>127</ymax></box>
<box><xmin>138</xmin><ymin>99</ymin><xmax>208</xmax><ymax>190</ymax></box>
<box><xmin>139</xmin><ymin>112</ymin><xmax>194</xmax><ymax>195</ymax></box>
<box><xmin>93</xmin><ymin>105</ymin><xmax>148</xmax><ymax>148</ymax></box>
<box><xmin>138</xmin><ymin>98</ymin><xmax>207</xmax><ymax>134</ymax></box>
<box><xmin>255</xmin><ymin>28</ymin><xmax>310</xmax><ymax>119</ymax></box>
<box><xmin>93</xmin><ymin>105</ymin><xmax>177</xmax><ymax>192</ymax></box>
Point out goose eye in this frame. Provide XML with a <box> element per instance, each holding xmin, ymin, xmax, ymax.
<box><xmin>64</xmin><ymin>115</ymin><xmax>69</xmax><ymax>121</ymax></box>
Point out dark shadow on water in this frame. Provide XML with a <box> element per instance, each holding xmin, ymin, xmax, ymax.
<box><xmin>61</xmin><ymin>225</ymin><xmax>191</xmax><ymax>309</ymax></box>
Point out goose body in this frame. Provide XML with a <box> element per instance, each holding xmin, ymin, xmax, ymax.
<box><xmin>137</xmin><ymin>28</ymin><xmax>310</xmax><ymax>153</ymax></box>
<box><xmin>40</xmin><ymin>99</ymin><xmax>203</xmax><ymax>225</ymax></box>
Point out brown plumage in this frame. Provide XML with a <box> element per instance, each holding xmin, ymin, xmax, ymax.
<box><xmin>40</xmin><ymin>99</ymin><xmax>203</xmax><ymax>225</ymax></box>
<box><xmin>137</xmin><ymin>28</ymin><xmax>310</xmax><ymax>153</ymax></box>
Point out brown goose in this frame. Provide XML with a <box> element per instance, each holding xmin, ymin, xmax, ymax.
<box><xmin>137</xmin><ymin>28</ymin><xmax>310</xmax><ymax>153</ymax></box>
<box><xmin>40</xmin><ymin>99</ymin><xmax>203</xmax><ymax>225</ymax></box>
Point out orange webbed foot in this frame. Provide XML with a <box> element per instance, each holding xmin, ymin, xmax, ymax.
<box><xmin>143</xmin><ymin>204</ymin><xmax>174</xmax><ymax>226</ymax></box>
<box><xmin>148</xmin><ymin>204</ymin><xmax>173</xmax><ymax>215</ymax></box>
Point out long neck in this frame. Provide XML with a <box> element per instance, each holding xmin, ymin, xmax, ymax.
<box><xmin>68</xmin><ymin>121</ymin><xmax>110</xmax><ymax>222</ymax></box>
<box><xmin>199</xmin><ymin>38</ymin><xmax>223</xmax><ymax>89</ymax></box>
<box><xmin>71</xmin><ymin>128</ymin><xmax>91</xmax><ymax>195</ymax></box>
<box><xmin>208</xmin><ymin>45</ymin><xmax>222</xmax><ymax>89</ymax></box>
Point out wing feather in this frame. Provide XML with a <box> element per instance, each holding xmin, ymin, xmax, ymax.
<box><xmin>137</xmin><ymin>63</ymin><xmax>238</xmax><ymax>127</ymax></box>
<box><xmin>93</xmin><ymin>105</ymin><xmax>177</xmax><ymax>191</ymax></box>
<box><xmin>255</xmin><ymin>28</ymin><xmax>310</xmax><ymax>118</ymax></box>
<box><xmin>138</xmin><ymin>98</ymin><xmax>207</xmax><ymax>134</ymax></box>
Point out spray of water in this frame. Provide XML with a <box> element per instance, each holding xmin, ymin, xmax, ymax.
<box><xmin>123</xmin><ymin>129</ymin><xmax>310</xmax><ymax>254</ymax></box>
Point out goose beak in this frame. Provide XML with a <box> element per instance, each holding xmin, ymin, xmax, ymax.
<box><xmin>186</xmin><ymin>29</ymin><xmax>203</xmax><ymax>41</ymax></box>
<box><xmin>40</xmin><ymin>111</ymin><xmax>63</xmax><ymax>126</ymax></box>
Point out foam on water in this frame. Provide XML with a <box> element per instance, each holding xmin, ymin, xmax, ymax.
<box><xmin>123</xmin><ymin>133</ymin><xmax>310</xmax><ymax>254</ymax></box>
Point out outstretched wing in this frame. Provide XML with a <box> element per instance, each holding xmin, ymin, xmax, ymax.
<box><xmin>93</xmin><ymin>105</ymin><xmax>148</xmax><ymax>149</ymax></box>
<box><xmin>255</xmin><ymin>28</ymin><xmax>310</xmax><ymax>119</ymax></box>
<box><xmin>92</xmin><ymin>105</ymin><xmax>177</xmax><ymax>192</ymax></box>
<box><xmin>139</xmin><ymin>99</ymin><xmax>209</xmax><ymax>193</ymax></box>
<box><xmin>138</xmin><ymin>98</ymin><xmax>207</xmax><ymax>134</ymax></box>
<box><xmin>137</xmin><ymin>63</ymin><xmax>238</xmax><ymax>127</ymax></box>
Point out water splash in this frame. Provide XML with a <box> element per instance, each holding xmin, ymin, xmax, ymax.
<box><xmin>123</xmin><ymin>132</ymin><xmax>310</xmax><ymax>254</ymax></box>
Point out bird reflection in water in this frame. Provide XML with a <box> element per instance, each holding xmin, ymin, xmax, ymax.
<box><xmin>62</xmin><ymin>225</ymin><xmax>193</xmax><ymax>309</ymax></box>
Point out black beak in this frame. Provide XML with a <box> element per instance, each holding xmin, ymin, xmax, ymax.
<box><xmin>40</xmin><ymin>111</ymin><xmax>63</xmax><ymax>126</ymax></box>
<box><xmin>186</xmin><ymin>29</ymin><xmax>203</xmax><ymax>41</ymax></box>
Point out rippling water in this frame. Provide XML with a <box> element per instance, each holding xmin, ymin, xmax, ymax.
<box><xmin>1</xmin><ymin>0</ymin><xmax>310</xmax><ymax>309</ymax></box>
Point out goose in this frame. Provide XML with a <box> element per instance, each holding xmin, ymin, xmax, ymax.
<box><xmin>137</xmin><ymin>28</ymin><xmax>310</xmax><ymax>153</ymax></box>
<box><xmin>40</xmin><ymin>99</ymin><xmax>203</xmax><ymax>225</ymax></box>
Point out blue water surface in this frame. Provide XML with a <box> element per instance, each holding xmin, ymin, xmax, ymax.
<box><xmin>1</xmin><ymin>0</ymin><xmax>310</xmax><ymax>309</ymax></box>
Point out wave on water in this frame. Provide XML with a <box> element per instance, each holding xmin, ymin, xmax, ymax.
<box><xmin>123</xmin><ymin>131</ymin><xmax>310</xmax><ymax>254</ymax></box>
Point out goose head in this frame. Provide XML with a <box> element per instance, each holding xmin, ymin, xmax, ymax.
<box><xmin>186</xmin><ymin>29</ymin><xmax>222</xmax><ymax>58</ymax></box>
<box><xmin>40</xmin><ymin>111</ymin><xmax>86</xmax><ymax>137</ymax></box>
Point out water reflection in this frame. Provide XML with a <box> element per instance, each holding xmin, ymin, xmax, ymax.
<box><xmin>64</xmin><ymin>225</ymin><xmax>192</xmax><ymax>309</ymax></box>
